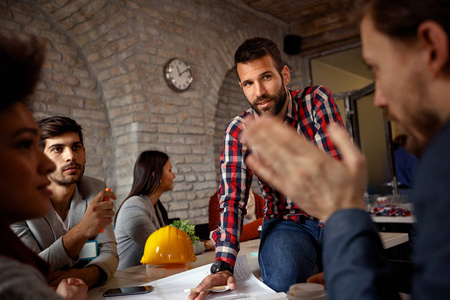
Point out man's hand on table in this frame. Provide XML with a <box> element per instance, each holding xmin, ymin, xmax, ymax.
<box><xmin>188</xmin><ymin>271</ymin><xmax>236</xmax><ymax>300</ymax></box>
<box><xmin>307</xmin><ymin>272</ymin><xmax>326</xmax><ymax>288</ymax></box>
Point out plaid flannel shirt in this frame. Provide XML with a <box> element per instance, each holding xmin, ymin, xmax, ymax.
<box><xmin>212</xmin><ymin>86</ymin><xmax>344</xmax><ymax>266</ymax></box>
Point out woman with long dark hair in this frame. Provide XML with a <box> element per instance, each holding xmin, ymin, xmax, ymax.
<box><xmin>114</xmin><ymin>150</ymin><xmax>175</xmax><ymax>269</ymax></box>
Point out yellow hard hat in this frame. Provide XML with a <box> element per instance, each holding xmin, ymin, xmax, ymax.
<box><xmin>141</xmin><ymin>225</ymin><xmax>197</xmax><ymax>265</ymax></box>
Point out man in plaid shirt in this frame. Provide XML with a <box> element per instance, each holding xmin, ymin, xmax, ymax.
<box><xmin>189</xmin><ymin>37</ymin><xmax>343</xmax><ymax>299</ymax></box>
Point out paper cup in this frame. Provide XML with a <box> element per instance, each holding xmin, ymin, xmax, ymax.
<box><xmin>286</xmin><ymin>283</ymin><xmax>326</xmax><ymax>300</ymax></box>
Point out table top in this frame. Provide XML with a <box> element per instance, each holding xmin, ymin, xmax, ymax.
<box><xmin>88</xmin><ymin>239</ymin><xmax>260</xmax><ymax>299</ymax></box>
<box><xmin>88</xmin><ymin>233</ymin><xmax>408</xmax><ymax>299</ymax></box>
<box><xmin>372</xmin><ymin>215</ymin><xmax>416</xmax><ymax>224</ymax></box>
<box><xmin>379</xmin><ymin>232</ymin><xmax>409</xmax><ymax>249</ymax></box>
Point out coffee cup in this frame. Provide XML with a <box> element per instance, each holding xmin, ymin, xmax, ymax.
<box><xmin>286</xmin><ymin>283</ymin><xmax>326</xmax><ymax>300</ymax></box>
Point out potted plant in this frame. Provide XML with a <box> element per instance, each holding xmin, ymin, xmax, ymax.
<box><xmin>170</xmin><ymin>219</ymin><xmax>205</xmax><ymax>255</ymax></box>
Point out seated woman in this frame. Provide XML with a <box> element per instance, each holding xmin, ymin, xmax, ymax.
<box><xmin>115</xmin><ymin>150</ymin><xmax>175</xmax><ymax>269</ymax></box>
<box><xmin>0</xmin><ymin>34</ymin><xmax>87</xmax><ymax>299</ymax></box>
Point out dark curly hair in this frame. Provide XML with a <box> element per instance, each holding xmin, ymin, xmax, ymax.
<box><xmin>0</xmin><ymin>34</ymin><xmax>44</xmax><ymax>111</ymax></box>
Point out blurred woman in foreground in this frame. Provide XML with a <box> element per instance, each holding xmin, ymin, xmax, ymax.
<box><xmin>115</xmin><ymin>150</ymin><xmax>175</xmax><ymax>269</ymax></box>
<box><xmin>0</xmin><ymin>34</ymin><xmax>87</xmax><ymax>299</ymax></box>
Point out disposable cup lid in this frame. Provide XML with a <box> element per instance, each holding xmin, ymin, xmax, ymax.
<box><xmin>287</xmin><ymin>283</ymin><xmax>326</xmax><ymax>297</ymax></box>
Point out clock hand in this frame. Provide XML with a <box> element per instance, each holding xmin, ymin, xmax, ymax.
<box><xmin>180</xmin><ymin>67</ymin><xmax>190</xmax><ymax>75</ymax></box>
<box><xmin>176</xmin><ymin>66</ymin><xmax>181</xmax><ymax>76</ymax></box>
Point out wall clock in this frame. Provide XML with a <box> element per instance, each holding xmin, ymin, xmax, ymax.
<box><xmin>164</xmin><ymin>58</ymin><xmax>193</xmax><ymax>92</ymax></box>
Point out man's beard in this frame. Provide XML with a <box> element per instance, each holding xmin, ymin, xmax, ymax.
<box><xmin>49</xmin><ymin>163</ymin><xmax>85</xmax><ymax>186</ymax></box>
<box><xmin>386</xmin><ymin>77</ymin><xmax>442</xmax><ymax>158</ymax></box>
<box><xmin>402</xmin><ymin>107</ymin><xmax>441</xmax><ymax>158</ymax></box>
<box><xmin>250</xmin><ymin>83</ymin><xmax>287</xmax><ymax>116</ymax></box>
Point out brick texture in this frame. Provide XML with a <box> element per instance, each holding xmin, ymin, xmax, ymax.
<box><xmin>0</xmin><ymin>0</ymin><xmax>307</xmax><ymax>225</ymax></box>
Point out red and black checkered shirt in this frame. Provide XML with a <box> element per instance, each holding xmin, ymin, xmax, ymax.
<box><xmin>211</xmin><ymin>86</ymin><xmax>344</xmax><ymax>266</ymax></box>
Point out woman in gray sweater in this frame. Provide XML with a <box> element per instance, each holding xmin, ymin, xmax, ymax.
<box><xmin>114</xmin><ymin>151</ymin><xmax>175</xmax><ymax>269</ymax></box>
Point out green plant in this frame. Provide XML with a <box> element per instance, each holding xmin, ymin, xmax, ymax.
<box><xmin>170</xmin><ymin>219</ymin><xmax>200</xmax><ymax>243</ymax></box>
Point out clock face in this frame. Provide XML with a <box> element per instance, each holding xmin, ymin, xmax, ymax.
<box><xmin>164</xmin><ymin>58</ymin><xmax>193</xmax><ymax>92</ymax></box>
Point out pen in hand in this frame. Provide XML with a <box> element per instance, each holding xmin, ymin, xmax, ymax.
<box><xmin>99</xmin><ymin>188</ymin><xmax>111</xmax><ymax>233</ymax></box>
<box><xmin>183</xmin><ymin>286</ymin><xmax>230</xmax><ymax>293</ymax></box>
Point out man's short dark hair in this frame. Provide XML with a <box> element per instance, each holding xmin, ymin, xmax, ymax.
<box><xmin>234</xmin><ymin>37</ymin><xmax>284</xmax><ymax>80</ymax></box>
<box><xmin>354</xmin><ymin>0</ymin><xmax>450</xmax><ymax>42</ymax></box>
<box><xmin>37</xmin><ymin>116</ymin><xmax>84</xmax><ymax>149</ymax></box>
<box><xmin>0</xmin><ymin>34</ymin><xmax>44</xmax><ymax>111</ymax></box>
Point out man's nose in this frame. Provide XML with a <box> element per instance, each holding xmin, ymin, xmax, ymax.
<box><xmin>64</xmin><ymin>148</ymin><xmax>76</xmax><ymax>162</ymax></box>
<box><xmin>254</xmin><ymin>81</ymin><xmax>266</xmax><ymax>98</ymax></box>
<box><xmin>373</xmin><ymin>81</ymin><xmax>387</xmax><ymax>108</ymax></box>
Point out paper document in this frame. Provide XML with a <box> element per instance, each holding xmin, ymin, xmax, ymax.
<box><xmin>118</xmin><ymin>255</ymin><xmax>286</xmax><ymax>299</ymax></box>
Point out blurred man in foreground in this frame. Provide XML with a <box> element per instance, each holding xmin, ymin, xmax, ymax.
<box><xmin>241</xmin><ymin>0</ymin><xmax>450</xmax><ymax>298</ymax></box>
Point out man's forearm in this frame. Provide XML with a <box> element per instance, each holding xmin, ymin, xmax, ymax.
<box><xmin>82</xmin><ymin>266</ymin><xmax>101</xmax><ymax>288</ymax></box>
<box><xmin>216</xmin><ymin>119</ymin><xmax>251</xmax><ymax>267</ymax></box>
<box><xmin>61</xmin><ymin>225</ymin><xmax>90</xmax><ymax>259</ymax></box>
<box><xmin>49</xmin><ymin>265</ymin><xmax>101</xmax><ymax>288</ymax></box>
<box><xmin>212</xmin><ymin>229</ymin><xmax>240</xmax><ymax>267</ymax></box>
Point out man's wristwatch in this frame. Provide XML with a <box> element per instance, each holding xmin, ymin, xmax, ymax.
<box><xmin>210</xmin><ymin>260</ymin><xmax>234</xmax><ymax>274</ymax></box>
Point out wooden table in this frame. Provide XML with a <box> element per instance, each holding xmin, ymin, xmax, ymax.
<box><xmin>87</xmin><ymin>239</ymin><xmax>260</xmax><ymax>299</ymax></box>
<box><xmin>88</xmin><ymin>233</ymin><xmax>408</xmax><ymax>299</ymax></box>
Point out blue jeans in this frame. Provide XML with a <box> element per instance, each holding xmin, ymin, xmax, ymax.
<box><xmin>258</xmin><ymin>218</ymin><xmax>323</xmax><ymax>292</ymax></box>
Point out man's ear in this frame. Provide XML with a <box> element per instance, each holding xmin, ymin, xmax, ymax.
<box><xmin>281</xmin><ymin>65</ymin><xmax>290</xmax><ymax>86</ymax></box>
<box><xmin>418</xmin><ymin>21</ymin><xmax>449</xmax><ymax>77</ymax></box>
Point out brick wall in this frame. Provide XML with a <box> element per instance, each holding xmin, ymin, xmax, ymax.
<box><xmin>0</xmin><ymin>0</ymin><xmax>307</xmax><ymax>224</ymax></box>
